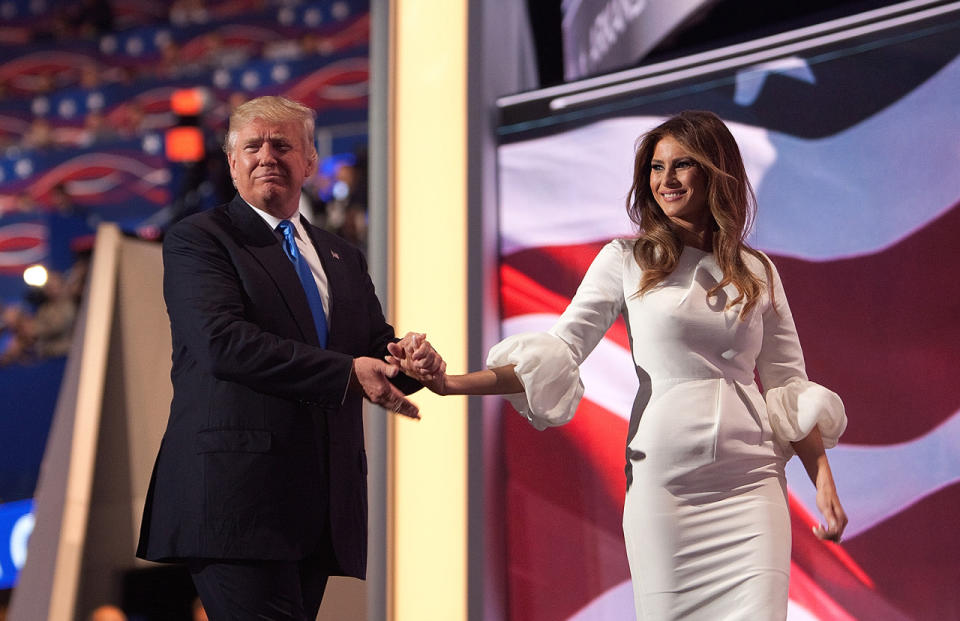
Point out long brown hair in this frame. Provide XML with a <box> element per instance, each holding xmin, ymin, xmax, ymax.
<box><xmin>626</xmin><ymin>110</ymin><xmax>772</xmax><ymax>317</ymax></box>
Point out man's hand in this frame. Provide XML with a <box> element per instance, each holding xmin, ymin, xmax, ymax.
<box><xmin>351</xmin><ymin>357</ymin><xmax>420</xmax><ymax>419</ymax></box>
<box><xmin>386</xmin><ymin>332</ymin><xmax>447</xmax><ymax>395</ymax></box>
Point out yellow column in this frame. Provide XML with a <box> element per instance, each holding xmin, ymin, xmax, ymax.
<box><xmin>388</xmin><ymin>2</ymin><xmax>467</xmax><ymax>621</ymax></box>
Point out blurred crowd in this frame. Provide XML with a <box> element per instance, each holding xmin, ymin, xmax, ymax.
<box><xmin>0</xmin><ymin>260</ymin><xmax>87</xmax><ymax>367</ymax></box>
<box><xmin>302</xmin><ymin>150</ymin><xmax>369</xmax><ymax>251</ymax></box>
<box><xmin>0</xmin><ymin>0</ymin><xmax>351</xmax><ymax>158</ymax></box>
<box><xmin>2</xmin><ymin>0</ymin><xmax>371</xmax><ymax>248</ymax></box>
<box><xmin>85</xmin><ymin>597</ymin><xmax>208</xmax><ymax>621</ymax></box>
<box><xmin>0</xmin><ymin>596</ymin><xmax>210</xmax><ymax>621</ymax></box>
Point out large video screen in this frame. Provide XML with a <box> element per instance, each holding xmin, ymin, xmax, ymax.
<box><xmin>495</xmin><ymin>4</ymin><xmax>960</xmax><ymax>620</ymax></box>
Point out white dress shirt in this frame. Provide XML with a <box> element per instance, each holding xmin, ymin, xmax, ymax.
<box><xmin>246</xmin><ymin>202</ymin><xmax>332</xmax><ymax>321</ymax></box>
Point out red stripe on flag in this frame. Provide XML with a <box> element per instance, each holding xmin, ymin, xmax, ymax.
<box><xmin>790</xmin><ymin>561</ymin><xmax>858</xmax><ymax>621</ymax></box>
<box><xmin>500</xmin><ymin>263</ymin><xmax>631</xmax><ymax>351</ymax></box>
<box><xmin>841</xmin><ymin>482</ymin><xmax>960</xmax><ymax>620</ymax></box>
<box><xmin>503</xmin><ymin>400</ymin><xmax>630</xmax><ymax>621</ymax></box>
<box><xmin>789</xmin><ymin>493</ymin><xmax>914</xmax><ymax>619</ymax></box>
<box><xmin>789</xmin><ymin>493</ymin><xmax>874</xmax><ymax>588</ymax></box>
<box><xmin>773</xmin><ymin>203</ymin><xmax>960</xmax><ymax>445</ymax></box>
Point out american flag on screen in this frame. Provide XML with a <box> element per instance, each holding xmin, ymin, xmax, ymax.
<box><xmin>496</xmin><ymin>36</ymin><xmax>960</xmax><ymax>621</ymax></box>
<box><xmin>0</xmin><ymin>220</ymin><xmax>47</xmax><ymax>275</ymax></box>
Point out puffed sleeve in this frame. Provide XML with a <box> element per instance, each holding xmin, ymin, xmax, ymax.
<box><xmin>487</xmin><ymin>240</ymin><xmax>628</xmax><ymax>430</ymax></box>
<box><xmin>755</xmin><ymin>254</ymin><xmax>847</xmax><ymax>453</ymax></box>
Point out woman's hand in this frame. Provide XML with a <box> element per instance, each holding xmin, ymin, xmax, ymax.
<box><xmin>387</xmin><ymin>332</ymin><xmax>447</xmax><ymax>395</ymax></box>
<box><xmin>812</xmin><ymin>470</ymin><xmax>848</xmax><ymax>543</ymax></box>
<box><xmin>793</xmin><ymin>426</ymin><xmax>848</xmax><ymax>543</ymax></box>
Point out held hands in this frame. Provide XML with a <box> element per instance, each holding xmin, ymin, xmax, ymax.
<box><xmin>386</xmin><ymin>332</ymin><xmax>447</xmax><ymax>395</ymax></box>
<box><xmin>351</xmin><ymin>357</ymin><xmax>420</xmax><ymax>419</ymax></box>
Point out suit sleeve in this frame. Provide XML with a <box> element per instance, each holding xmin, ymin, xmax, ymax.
<box><xmin>163</xmin><ymin>219</ymin><xmax>354</xmax><ymax>405</ymax></box>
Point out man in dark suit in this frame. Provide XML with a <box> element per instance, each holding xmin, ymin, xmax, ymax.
<box><xmin>137</xmin><ymin>96</ymin><xmax>438</xmax><ymax>619</ymax></box>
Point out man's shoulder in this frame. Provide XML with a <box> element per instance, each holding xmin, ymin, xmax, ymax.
<box><xmin>303</xmin><ymin>219</ymin><xmax>363</xmax><ymax>260</ymax></box>
<box><xmin>181</xmin><ymin>200</ymin><xmax>235</xmax><ymax>227</ymax></box>
<box><xmin>166</xmin><ymin>199</ymin><xmax>243</xmax><ymax>240</ymax></box>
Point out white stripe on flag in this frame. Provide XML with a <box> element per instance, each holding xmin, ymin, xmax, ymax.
<box><xmin>499</xmin><ymin>54</ymin><xmax>960</xmax><ymax>260</ymax></box>
<box><xmin>566</xmin><ymin>579</ymin><xmax>635</xmax><ymax>621</ymax></box>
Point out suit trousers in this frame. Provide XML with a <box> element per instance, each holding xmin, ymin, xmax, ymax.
<box><xmin>189</xmin><ymin>553</ymin><xmax>332</xmax><ymax>621</ymax></box>
<box><xmin>188</xmin><ymin>416</ymin><xmax>336</xmax><ymax>621</ymax></box>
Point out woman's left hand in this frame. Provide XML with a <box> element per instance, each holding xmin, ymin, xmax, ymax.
<box><xmin>813</xmin><ymin>477</ymin><xmax>848</xmax><ymax>543</ymax></box>
<box><xmin>791</xmin><ymin>426</ymin><xmax>848</xmax><ymax>544</ymax></box>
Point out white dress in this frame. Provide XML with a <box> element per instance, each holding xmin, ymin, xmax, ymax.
<box><xmin>489</xmin><ymin>240</ymin><xmax>846</xmax><ymax>620</ymax></box>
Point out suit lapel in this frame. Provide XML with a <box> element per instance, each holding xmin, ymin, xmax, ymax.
<box><xmin>226</xmin><ymin>196</ymin><xmax>320</xmax><ymax>345</ymax></box>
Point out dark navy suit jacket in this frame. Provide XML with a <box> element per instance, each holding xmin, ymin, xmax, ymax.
<box><xmin>137</xmin><ymin>195</ymin><xmax>418</xmax><ymax>578</ymax></box>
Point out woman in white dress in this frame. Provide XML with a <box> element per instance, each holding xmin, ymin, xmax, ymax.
<box><xmin>392</xmin><ymin>111</ymin><xmax>848</xmax><ymax>620</ymax></box>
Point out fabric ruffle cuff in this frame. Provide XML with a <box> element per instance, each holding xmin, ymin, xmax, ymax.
<box><xmin>486</xmin><ymin>332</ymin><xmax>584</xmax><ymax>431</ymax></box>
<box><xmin>765</xmin><ymin>378</ymin><xmax>847</xmax><ymax>451</ymax></box>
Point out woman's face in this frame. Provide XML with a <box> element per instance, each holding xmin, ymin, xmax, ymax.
<box><xmin>649</xmin><ymin>135</ymin><xmax>710</xmax><ymax>234</ymax></box>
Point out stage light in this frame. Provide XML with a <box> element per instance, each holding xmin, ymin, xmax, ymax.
<box><xmin>170</xmin><ymin>87</ymin><xmax>208</xmax><ymax>116</ymax></box>
<box><xmin>164</xmin><ymin>126</ymin><xmax>205</xmax><ymax>162</ymax></box>
<box><xmin>23</xmin><ymin>264</ymin><xmax>48</xmax><ymax>287</ymax></box>
<box><xmin>165</xmin><ymin>88</ymin><xmax>209</xmax><ymax>162</ymax></box>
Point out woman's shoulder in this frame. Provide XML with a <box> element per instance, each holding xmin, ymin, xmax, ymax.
<box><xmin>603</xmin><ymin>237</ymin><xmax>636</xmax><ymax>254</ymax></box>
<box><xmin>742</xmin><ymin>246</ymin><xmax>769</xmax><ymax>265</ymax></box>
<box><xmin>597</xmin><ymin>237</ymin><xmax>638</xmax><ymax>267</ymax></box>
<box><xmin>580</xmin><ymin>238</ymin><xmax>637</xmax><ymax>281</ymax></box>
<box><xmin>740</xmin><ymin>246</ymin><xmax>781</xmax><ymax>284</ymax></box>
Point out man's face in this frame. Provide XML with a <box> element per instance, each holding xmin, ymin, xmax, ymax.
<box><xmin>227</xmin><ymin>117</ymin><xmax>315</xmax><ymax>218</ymax></box>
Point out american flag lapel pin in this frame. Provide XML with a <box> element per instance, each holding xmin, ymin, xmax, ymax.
<box><xmin>331</xmin><ymin>250</ymin><xmax>340</xmax><ymax>260</ymax></box>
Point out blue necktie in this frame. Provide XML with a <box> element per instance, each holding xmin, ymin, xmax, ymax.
<box><xmin>277</xmin><ymin>220</ymin><xmax>328</xmax><ymax>347</ymax></box>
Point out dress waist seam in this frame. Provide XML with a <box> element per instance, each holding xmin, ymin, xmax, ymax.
<box><xmin>639</xmin><ymin>375</ymin><xmax>756</xmax><ymax>385</ymax></box>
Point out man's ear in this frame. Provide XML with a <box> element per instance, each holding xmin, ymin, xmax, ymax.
<box><xmin>306</xmin><ymin>153</ymin><xmax>318</xmax><ymax>178</ymax></box>
<box><xmin>225</xmin><ymin>151</ymin><xmax>238</xmax><ymax>186</ymax></box>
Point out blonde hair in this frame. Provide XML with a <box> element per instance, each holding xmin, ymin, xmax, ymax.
<box><xmin>626</xmin><ymin>110</ymin><xmax>773</xmax><ymax>317</ymax></box>
<box><xmin>224</xmin><ymin>96</ymin><xmax>317</xmax><ymax>161</ymax></box>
